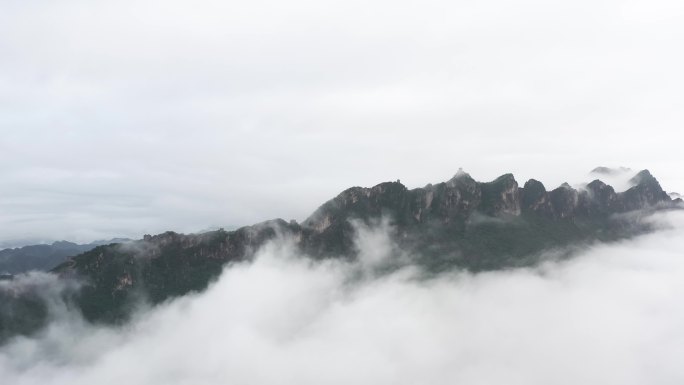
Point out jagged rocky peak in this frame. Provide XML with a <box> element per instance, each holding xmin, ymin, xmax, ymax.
<box><xmin>439</xmin><ymin>169</ymin><xmax>481</xmax><ymax>214</ymax></box>
<box><xmin>337</xmin><ymin>186</ymin><xmax>371</xmax><ymax>205</ymax></box>
<box><xmin>586</xmin><ymin>179</ymin><xmax>618</xmax><ymax>203</ymax></box>
<box><xmin>578</xmin><ymin>180</ymin><xmax>620</xmax><ymax>215</ymax></box>
<box><xmin>480</xmin><ymin>174</ymin><xmax>521</xmax><ymax>216</ymax></box>
<box><xmin>303</xmin><ymin>168</ymin><xmax>678</xmax><ymax>234</ymax></box>
<box><xmin>450</xmin><ymin>167</ymin><xmax>471</xmax><ymax>179</ymax></box>
<box><xmin>622</xmin><ymin>169</ymin><xmax>671</xmax><ymax>209</ymax></box>
<box><xmin>304</xmin><ymin>180</ymin><xmax>409</xmax><ymax>232</ymax></box>
<box><xmin>446</xmin><ymin>168</ymin><xmax>476</xmax><ymax>187</ymax></box>
<box><xmin>586</xmin><ymin>179</ymin><xmax>611</xmax><ymax>190</ymax></box>
<box><xmin>629</xmin><ymin>169</ymin><xmax>659</xmax><ymax>187</ymax></box>
<box><xmin>549</xmin><ymin>183</ymin><xmax>580</xmax><ymax>218</ymax></box>
<box><xmin>523</xmin><ymin>178</ymin><xmax>546</xmax><ymax>191</ymax></box>
<box><xmin>370</xmin><ymin>180</ymin><xmax>408</xmax><ymax>196</ymax></box>
<box><xmin>521</xmin><ymin>179</ymin><xmax>547</xmax><ymax>200</ymax></box>
<box><xmin>521</xmin><ymin>179</ymin><xmax>553</xmax><ymax>215</ymax></box>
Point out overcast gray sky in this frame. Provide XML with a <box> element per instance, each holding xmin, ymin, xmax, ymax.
<box><xmin>1</xmin><ymin>0</ymin><xmax>683</xmax><ymax>245</ymax></box>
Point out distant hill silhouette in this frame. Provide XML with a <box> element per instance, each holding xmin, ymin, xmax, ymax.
<box><xmin>0</xmin><ymin>239</ymin><xmax>130</xmax><ymax>275</ymax></box>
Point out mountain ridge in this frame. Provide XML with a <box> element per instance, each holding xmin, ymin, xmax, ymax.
<box><xmin>0</xmin><ymin>238</ymin><xmax>131</xmax><ymax>275</ymax></box>
<box><xmin>52</xmin><ymin>168</ymin><xmax>679</xmax><ymax>320</ymax></box>
<box><xmin>1</xmin><ymin>168</ymin><xmax>682</xmax><ymax>342</ymax></box>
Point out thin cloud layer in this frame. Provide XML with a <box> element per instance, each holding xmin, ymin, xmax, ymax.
<box><xmin>1</xmin><ymin>211</ymin><xmax>684</xmax><ymax>385</ymax></box>
<box><xmin>588</xmin><ymin>167</ymin><xmax>636</xmax><ymax>192</ymax></box>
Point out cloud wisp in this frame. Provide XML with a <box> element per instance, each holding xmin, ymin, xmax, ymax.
<box><xmin>1</xmin><ymin>211</ymin><xmax>684</xmax><ymax>384</ymax></box>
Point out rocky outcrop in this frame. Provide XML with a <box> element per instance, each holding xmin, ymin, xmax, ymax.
<box><xmin>479</xmin><ymin>174</ymin><xmax>521</xmax><ymax>216</ymax></box>
<box><xmin>622</xmin><ymin>170</ymin><xmax>671</xmax><ymax>210</ymax></box>
<box><xmin>520</xmin><ymin>179</ymin><xmax>554</xmax><ymax>216</ymax></box>
<box><xmin>296</xmin><ymin>169</ymin><xmax>677</xmax><ymax>272</ymax></box>
<box><xmin>2</xmin><ymin>168</ymin><xmax>679</xmax><ymax>342</ymax></box>
<box><xmin>307</xmin><ymin>169</ymin><xmax>675</xmax><ymax>230</ymax></box>
<box><xmin>548</xmin><ymin>183</ymin><xmax>579</xmax><ymax>218</ymax></box>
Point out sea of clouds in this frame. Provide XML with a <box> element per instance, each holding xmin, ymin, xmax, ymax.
<box><xmin>1</xmin><ymin>210</ymin><xmax>684</xmax><ymax>385</ymax></box>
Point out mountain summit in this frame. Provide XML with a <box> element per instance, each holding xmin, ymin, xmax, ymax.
<box><xmin>1</xmin><ymin>169</ymin><xmax>681</xmax><ymax>341</ymax></box>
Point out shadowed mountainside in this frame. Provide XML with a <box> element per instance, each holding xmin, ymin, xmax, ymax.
<box><xmin>1</xmin><ymin>169</ymin><xmax>682</xmax><ymax>342</ymax></box>
<box><xmin>0</xmin><ymin>238</ymin><xmax>130</xmax><ymax>275</ymax></box>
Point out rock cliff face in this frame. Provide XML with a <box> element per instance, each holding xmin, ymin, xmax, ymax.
<box><xmin>304</xmin><ymin>169</ymin><xmax>675</xmax><ymax>234</ymax></box>
<box><xmin>622</xmin><ymin>170</ymin><xmax>672</xmax><ymax>210</ymax></box>
<box><xmin>1</xmin><ymin>168</ymin><xmax>680</xmax><ymax>341</ymax></box>
<box><xmin>520</xmin><ymin>179</ymin><xmax>554</xmax><ymax>216</ymax></box>
<box><xmin>299</xmin><ymin>169</ymin><xmax>678</xmax><ymax>271</ymax></box>
<box><xmin>64</xmin><ymin>169</ymin><xmax>679</xmax><ymax>309</ymax></box>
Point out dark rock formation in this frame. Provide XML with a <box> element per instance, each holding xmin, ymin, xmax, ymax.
<box><xmin>298</xmin><ymin>169</ymin><xmax>677</xmax><ymax>271</ymax></box>
<box><xmin>480</xmin><ymin>174</ymin><xmax>520</xmax><ymax>216</ymax></box>
<box><xmin>1</xmin><ymin>168</ymin><xmax>680</xmax><ymax>342</ymax></box>
<box><xmin>520</xmin><ymin>179</ymin><xmax>553</xmax><ymax>216</ymax></box>
<box><xmin>622</xmin><ymin>170</ymin><xmax>671</xmax><ymax>210</ymax></box>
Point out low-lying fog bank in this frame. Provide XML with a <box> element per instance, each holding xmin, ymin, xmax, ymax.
<box><xmin>2</xmin><ymin>211</ymin><xmax>684</xmax><ymax>385</ymax></box>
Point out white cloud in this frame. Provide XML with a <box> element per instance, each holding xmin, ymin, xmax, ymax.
<box><xmin>2</xmin><ymin>210</ymin><xmax>684</xmax><ymax>384</ymax></box>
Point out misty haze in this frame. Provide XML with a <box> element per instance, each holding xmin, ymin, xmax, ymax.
<box><xmin>2</xmin><ymin>0</ymin><xmax>684</xmax><ymax>384</ymax></box>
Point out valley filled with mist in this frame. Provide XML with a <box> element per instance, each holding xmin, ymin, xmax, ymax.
<box><xmin>1</xmin><ymin>168</ymin><xmax>684</xmax><ymax>384</ymax></box>
<box><xmin>2</xmin><ymin>209</ymin><xmax>684</xmax><ymax>385</ymax></box>
<box><xmin>3</xmin><ymin>0</ymin><xmax>684</xmax><ymax>383</ymax></box>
